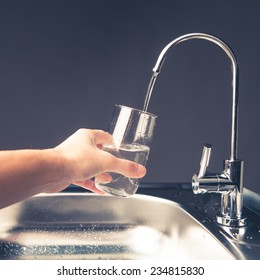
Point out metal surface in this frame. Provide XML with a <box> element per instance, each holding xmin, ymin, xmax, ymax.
<box><xmin>0</xmin><ymin>192</ymin><xmax>234</xmax><ymax>260</ymax></box>
<box><xmin>138</xmin><ymin>183</ymin><xmax>260</xmax><ymax>260</ymax></box>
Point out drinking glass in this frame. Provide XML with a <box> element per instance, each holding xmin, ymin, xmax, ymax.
<box><xmin>95</xmin><ymin>104</ymin><xmax>157</xmax><ymax>197</ymax></box>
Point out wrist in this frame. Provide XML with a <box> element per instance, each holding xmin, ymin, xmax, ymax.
<box><xmin>50</xmin><ymin>147</ymin><xmax>78</xmax><ymax>184</ymax></box>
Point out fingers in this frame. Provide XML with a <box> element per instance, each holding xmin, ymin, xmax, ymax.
<box><xmin>117</xmin><ymin>159</ymin><xmax>146</xmax><ymax>178</ymax></box>
<box><xmin>91</xmin><ymin>130</ymin><xmax>147</xmax><ymax>179</ymax></box>
<box><xmin>90</xmin><ymin>130</ymin><xmax>114</xmax><ymax>147</ymax></box>
<box><xmin>102</xmin><ymin>153</ymin><xmax>147</xmax><ymax>179</ymax></box>
<box><xmin>95</xmin><ymin>173</ymin><xmax>112</xmax><ymax>183</ymax></box>
<box><xmin>73</xmin><ymin>180</ymin><xmax>105</xmax><ymax>195</ymax></box>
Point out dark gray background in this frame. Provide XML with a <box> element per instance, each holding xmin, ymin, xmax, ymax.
<box><xmin>0</xmin><ymin>0</ymin><xmax>259</xmax><ymax>194</ymax></box>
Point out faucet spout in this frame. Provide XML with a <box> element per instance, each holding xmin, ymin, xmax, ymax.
<box><xmin>149</xmin><ymin>33</ymin><xmax>246</xmax><ymax>227</ymax></box>
<box><xmin>152</xmin><ymin>33</ymin><xmax>239</xmax><ymax>161</ymax></box>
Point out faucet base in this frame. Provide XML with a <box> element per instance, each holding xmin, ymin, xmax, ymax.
<box><xmin>216</xmin><ymin>214</ymin><xmax>247</xmax><ymax>227</ymax></box>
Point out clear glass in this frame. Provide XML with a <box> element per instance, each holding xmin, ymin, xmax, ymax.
<box><xmin>95</xmin><ymin>104</ymin><xmax>157</xmax><ymax>197</ymax></box>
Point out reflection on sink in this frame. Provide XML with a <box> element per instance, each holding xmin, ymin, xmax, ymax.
<box><xmin>0</xmin><ymin>193</ymin><xmax>234</xmax><ymax>260</ymax></box>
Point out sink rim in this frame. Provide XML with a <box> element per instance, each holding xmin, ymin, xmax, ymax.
<box><xmin>0</xmin><ymin>192</ymin><xmax>236</xmax><ymax>260</ymax></box>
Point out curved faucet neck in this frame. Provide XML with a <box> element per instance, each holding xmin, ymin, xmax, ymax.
<box><xmin>152</xmin><ymin>33</ymin><xmax>239</xmax><ymax>161</ymax></box>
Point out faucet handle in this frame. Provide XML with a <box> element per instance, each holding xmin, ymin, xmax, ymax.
<box><xmin>198</xmin><ymin>143</ymin><xmax>212</xmax><ymax>178</ymax></box>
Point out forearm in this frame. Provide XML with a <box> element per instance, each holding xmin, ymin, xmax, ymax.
<box><xmin>0</xmin><ymin>149</ymin><xmax>69</xmax><ymax>209</ymax></box>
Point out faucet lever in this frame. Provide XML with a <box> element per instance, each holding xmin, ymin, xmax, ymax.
<box><xmin>198</xmin><ymin>143</ymin><xmax>212</xmax><ymax>178</ymax></box>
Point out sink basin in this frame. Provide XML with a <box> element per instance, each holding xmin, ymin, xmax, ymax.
<box><xmin>0</xmin><ymin>193</ymin><xmax>234</xmax><ymax>260</ymax></box>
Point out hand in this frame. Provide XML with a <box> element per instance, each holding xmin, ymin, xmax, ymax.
<box><xmin>54</xmin><ymin>129</ymin><xmax>147</xmax><ymax>194</ymax></box>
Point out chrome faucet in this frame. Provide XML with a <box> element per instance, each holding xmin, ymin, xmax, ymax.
<box><xmin>149</xmin><ymin>33</ymin><xmax>246</xmax><ymax>227</ymax></box>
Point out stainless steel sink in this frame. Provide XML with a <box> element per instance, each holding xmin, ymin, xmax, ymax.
<box><xmin>0</xmin><ymin>193</ymin><xmax>234</xmax><ymax>260</ymax></box>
